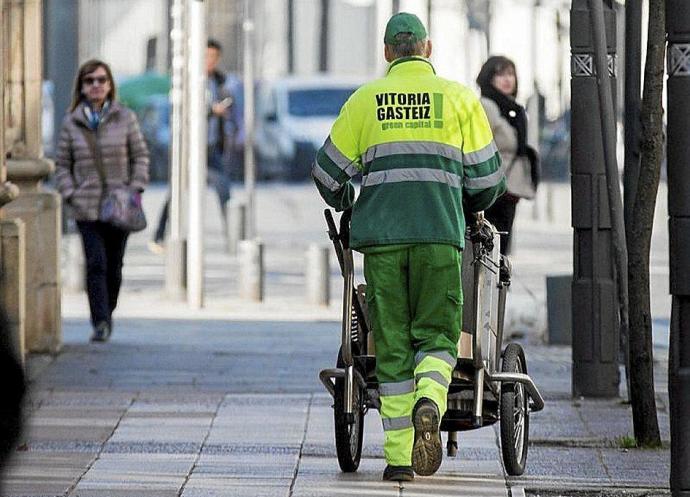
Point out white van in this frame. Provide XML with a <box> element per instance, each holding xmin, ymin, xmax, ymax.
<box><xmin>255</xmin><ymin>75</ymin><xmax>365</xmax><ymax>181</ymax></box>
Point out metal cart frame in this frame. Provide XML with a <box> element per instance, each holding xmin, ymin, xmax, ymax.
<box><xmin>319</xmin><ymin>209</ymin><xmax>545</xmax><ymax>475</ymax></box>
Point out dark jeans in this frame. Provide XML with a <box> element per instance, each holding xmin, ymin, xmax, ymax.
<box><xmin>77</xmin><ymin>221</ymin><xmax>129</xmax><ymax>327</ymax></box>
<box><xmin>154</xmin><ymin>145</ymin><xmax>230</xmax><ymax>243</ymax></box>
<box><xmin>484</xmin><ymin>194</ymin><xmax>519</xmax><ymax>255</ymax></box>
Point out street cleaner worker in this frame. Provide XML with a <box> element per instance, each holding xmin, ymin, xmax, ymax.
<box><xmin>312</xmin><ymin>13</ymin><xmax>506</xmax><ymax>482</ymax></box>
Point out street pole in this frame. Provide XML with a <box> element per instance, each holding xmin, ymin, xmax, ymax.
<box><xmin>186</xmin><ymin>0</ymin><xmax>206</xmax><ymax>309</ymax></box>
<box><xmin>667</xmin><ymin>0</ymin><xmax>690</xmax><ymax>493</ymax></box>
<box><xmin>623</xmin><ymin>0</ymin><xmax>642</xmax><ymax>237</ymax></box>
<box><xmin>243</xmin><ymin>0</ymin><xmax>256</xmax><ymax>239</ymax></box>
<box><xmin>570</xmin><ymin>0</ymin><xmax>620</xmax><ymax>397</ymax></box>
<box><xmin>166</xmin><ymin>0</ymin><xmax>187</xmax><ymax>300</ymax></box>
<box><xmin>589</xmin><ymin>0</ymin><xmax>630</xmax><ymax>393</ymax></box>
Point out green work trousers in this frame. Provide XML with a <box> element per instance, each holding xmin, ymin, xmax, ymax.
<box><xmin>363</xmin><ymin>244</ymin><xmax>462</xmax><ymax>466</ymax></box>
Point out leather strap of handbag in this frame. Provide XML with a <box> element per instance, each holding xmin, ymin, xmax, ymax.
<box><xmin>78</xmin><ymin>126</ymin><xmax>108</xmax><ymax>196</ymax></box>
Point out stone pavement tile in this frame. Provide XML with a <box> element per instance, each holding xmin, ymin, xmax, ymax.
<box><xmin>577</xmin><ymin>400</ymin><xmax>637</xmax><ymax>440</ymax></box>
<box><xmin>291</xmin><ymin>457</ymin><xmax>403</xmax><ymax>497</ymax></box>
<box><xmin>400</xmin><ymin>477</ymin><xmax>507</xmax><ymax>497</ymax></box>
<box><xmin>81</xmin><ymin>452</ymin><xmax>196</xmax><ymax>478</ymax></box>
<box><xmin>22</xmin><ymin>425</ymin><xmax>114</xmax><ymax>445</ymax></box>
<box><xmin>207</xmin><ymin>395</ymin><xmax>310</xmax><ymax>446</ymax></box>
<box><xmin>302</xmin><ymin>400</ymin><xmax>384</xmax><ymax>458</ymax></box>
<box><xmin>180</xmin><ymin>476</ymin><xmax>291</xmax><ymax>497</ymax></box>
<box><xmin>129</xmin><ymin>398</ymin><xmax>221</xmax><ymax>415</ymax></box>
<box><xmin>33</xmin><ymin>391</ymin><xmax>135</xmax><ymax>408</ymax></box>
<box><xmin>294</xmin><ymin>457</ymin><xmax>508</xmax><ymax>497</ymax></box>
<box><xmin>192</xmin><ymin>453</ymin><xmax>297</xmax><ymax>478</ymax></box>
<box><xmin>69</xmin><ymin>488</ymin><xmax>179</xmax><ymax>497</ymax></box>
<box><xmin>461</xmin><ymin>426</ymin><xmax>501</xmax><ymax>450</ymax></box>
<box><xmin>102</xmin><ymin>441</ymin><xmax>203</xmax><ymax>454</ymax></box>
<box><xmin>510</xmin><ymin>447</ymin><xmax>610</xmax><ymax>485</ymax></box>
<box><xmin>599</xmin><ymin>448</ymin><xmax>669</xmax><ymax>487</ymax></box>
<box><xmin>135</xmin><ymin>393</ymin><xmax>224</xmax><ymax>405</ymax></box>
<box><xmin>528</xmin><ymin>400</ymin><xmax>590</xmax><ymax>441</ymax></box>
<box><xmin>108</xmin><ymin>415</ymin><xmax>213</xmax><ymax>443</ymax></box>
<box><xmin>22</xmin><ymin>407</ymin><xmax>124</xmax><ymax>446</ymax></box>
<box><xmin>71</xmin><ymin>453</ymin><xmax>196</xmax><ymax>495</ymax></box>
<box><xmin>1</xmin><ymin>451</ymin><xmax>94</xmax><ymax>497</ymax></box>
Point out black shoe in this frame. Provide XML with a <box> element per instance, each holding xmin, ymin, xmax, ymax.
<box><xmin>382</xmin><ymin>465</ymin><xmax>414</xmax><ymax>481</ymax></box>
<box><xmin>412</xmin><ymin>398</ymin><xmax>443</xmax><ymax>476</ymax></box>
<box><xmin>90</xmin><ymin>321</ymin><xmax>111</xmax><ymax>343</ymax></box>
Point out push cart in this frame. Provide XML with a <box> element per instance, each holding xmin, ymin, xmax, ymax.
<box><xmin>318</xmin><ymin>208</ymin><xmax>545</xmax><ymax>476</ymax></box>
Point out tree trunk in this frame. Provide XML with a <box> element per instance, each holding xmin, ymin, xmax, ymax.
<box><xmin>319</xmin><ymin>0</ymin><xmax>329</xmax><ymax>72</ymax></box>
<box><xmin>627</xmin><ymin>0</ymin><xmax>665</xmax><ymax>448</ymax></box>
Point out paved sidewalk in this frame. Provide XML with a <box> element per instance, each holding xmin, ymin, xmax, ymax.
<box><xmin>5</xmin><ymin>320</ymin><xmax>671</xmax><ymax>496</ymax></box>
<box><xmin>3</xmin><ymin>182</ymin><xmax>673</xmax><ymax>496</ymax></box>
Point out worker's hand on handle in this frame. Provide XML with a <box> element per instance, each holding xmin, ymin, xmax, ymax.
<box><xmin>339</xmin><ymin>208</ymin><xmax>353</xmax><ymax>250</ymax></box>
<box><xmin>473</xmin><ymin>211</ymin><xmax>485</xmax><ymax>227</ymax></box>
<box><xmin>469</xmin><ymin>211</ymin><xmax>494</xmax><ymax>250</ymax></box>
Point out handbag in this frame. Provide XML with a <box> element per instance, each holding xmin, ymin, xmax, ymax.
<box><xmin>505</xmin><ymin>146</ymin><xmax>539</xmax><ymax>200</ymax></box>
<box><xmin>80</xmin><ymin>127</ymin><xmax>147</xmax><ymax>232</ymax></box>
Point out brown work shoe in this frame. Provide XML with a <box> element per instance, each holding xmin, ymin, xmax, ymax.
<box><xmin>412</xmin><ymin>398</ymin><xmax>442</xmax><ymax>476</ymax></box>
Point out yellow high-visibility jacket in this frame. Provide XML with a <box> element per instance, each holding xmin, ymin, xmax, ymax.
<box><xmin>312</xmin><ymin>56</ymin><xmax>506</xmax><ymax>250</ymax></box>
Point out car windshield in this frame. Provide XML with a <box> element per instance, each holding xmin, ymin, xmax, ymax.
<box><xmin>287</xmin><ymin>88</ymin><xmax>356</xmax><ymax>117</ymax></box>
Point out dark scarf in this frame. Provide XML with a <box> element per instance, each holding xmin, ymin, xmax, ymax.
<box><xmin>480</xmin><ymin>85</ymin><xmax>528</xmax><ymax>157</ymax></box>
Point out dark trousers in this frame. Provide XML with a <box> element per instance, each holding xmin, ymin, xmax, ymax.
<box><xmin>77</xmin><ymin>221</ymin><xmax>129</xmax><ymax>327</ymax></box>
<box><xmin>154</xmin><ymin>145</ymin><xmax>230</xmax><ymax>243</ymax></box>
<box><xmin>484</xmin><ymin>194</ymin><xmax>519</xmax><ymax>255</ymax></box>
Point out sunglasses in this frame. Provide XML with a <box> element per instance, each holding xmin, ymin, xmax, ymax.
<box><xmin>83</xmin><ymin>76</ymin><xmax>108</xmax><ymax>86</ymax></box>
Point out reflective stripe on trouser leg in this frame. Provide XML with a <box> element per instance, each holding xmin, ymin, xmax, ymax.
<box><xmin>414</xmin><ymin>352</ymin><xmax>455</xmax><ymax>414</ymax></box>
<box><xmin>379</xmin><ymin>381</ymin><xmax>415</xmax><ymax>466</ymax></box>
<box><xmin>364</xmin><ymin>248</ymin><xmax>416</xmax><ymax>466</ymax></box>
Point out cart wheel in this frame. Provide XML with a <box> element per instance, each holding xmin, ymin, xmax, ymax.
<box><xmin>333</xmin><ymin>350</ymin><xmax>364</xmax><ymax>472</ymax></box>
<box><xmin>500</xmin><ymin>343</ymin><xmax>529</xmax><ymax>476</ymax></box>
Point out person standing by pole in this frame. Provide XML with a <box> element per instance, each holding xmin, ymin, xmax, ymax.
<box><xmin>150</xmin><ymin>39</ymin><xmax>238</xmax><ymax>252</ymax></box>
<box><xmin>311</xmin><ymin>13</ymin><xmax>505</xmax><ymax>481</ymax></box>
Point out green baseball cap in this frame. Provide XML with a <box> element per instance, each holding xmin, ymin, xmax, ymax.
<box><xmin>384</xmin><ymin>12</ymin><xmax>427</xmax><ymax>45</ymax></box>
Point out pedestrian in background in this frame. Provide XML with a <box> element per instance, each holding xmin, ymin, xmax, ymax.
<box><xmin>149</xmin><ymin>38</ymin><xmax>238</xmax><ymax>253</ymax></box>
<box><xmin>312</xmin><ymin>13</ymin><xmax>505</xmax><ymax>481</ymax></box>
<box><xmin>55</xmin><ymin>59</ymin><xmax>149</xmax><ymax>342</ymax></box>
<box><xmin>477</xmin><ymin>56</ymin><xmax>540</xmax><ymax>254</ymax></box>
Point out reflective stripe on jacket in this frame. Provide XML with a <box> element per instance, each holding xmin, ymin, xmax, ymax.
<box><xmin>312</xmin><ymin>56</ymin><xmax>506</xmax><ymax>250</ymax></box>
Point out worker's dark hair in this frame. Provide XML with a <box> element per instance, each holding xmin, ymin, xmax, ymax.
<box><xmin>387</xmin><ymin>33</ymin><xmax>427</xmax><ymax>59</ymax></box>
<box><xmin>476</xmin><ymin>55</ymin><xmax>518</xmax><ymax>98</ymax></box>
<box><xmin>207</xmin><ymin>38</ymin><xmax>223</xmax><ymax>52</ymax></box>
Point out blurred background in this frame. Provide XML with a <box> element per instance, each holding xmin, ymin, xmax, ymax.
<box><xmin>41</xmin><ymin>0</ymin><xmax>588</xmax><ymax>184</ymax></box>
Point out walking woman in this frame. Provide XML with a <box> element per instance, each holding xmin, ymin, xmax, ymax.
<box><xmin>477</xmin><ymin>56</ymin><xmax>539</xmax><ymax>254</ymax></box>
<box><xmin>55</xmin><ymin>60</ymin><xmax>149</xmax><ymax>342</ymax></box>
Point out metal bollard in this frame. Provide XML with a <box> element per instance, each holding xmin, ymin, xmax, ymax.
<box><xmin>306</xmin><ymin>244</ymin><xmax>330</xmax><ymax>306</ymax></box>
<box><xmin>546</xmin><ymin>274</ymin><xmax>572</xmax><ymax>345</ymax></box>
<box><xmin>227</xmin><ymin>200</ymin><xmax>247</xmax><ymax>256</ymax></box>
<box><xmin>64</xmin><ymin>233</ymin><xmax>85</xmax><ymax>292</ymax></box>
<box><xmin>239</xmin><ymin>239</ymin><xmax>264</xmax><ymax>301</ymax></box>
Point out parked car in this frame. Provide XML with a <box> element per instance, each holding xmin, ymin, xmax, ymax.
<box><xmin>254</xmin><ymin>76</ymin><xmax>364</xmax><ymax>181</ymax></box>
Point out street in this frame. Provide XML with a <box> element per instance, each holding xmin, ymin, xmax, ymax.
<box><xmin>3</xmin><ymin>183</ymin><xmax>672</xmax><ymax>496</ymax></box>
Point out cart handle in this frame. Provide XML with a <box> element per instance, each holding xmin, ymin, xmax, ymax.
<box><xmin>319</xmin><ymin>367</ymin><xmax>367</xmax><ymax>398</ymax></box>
